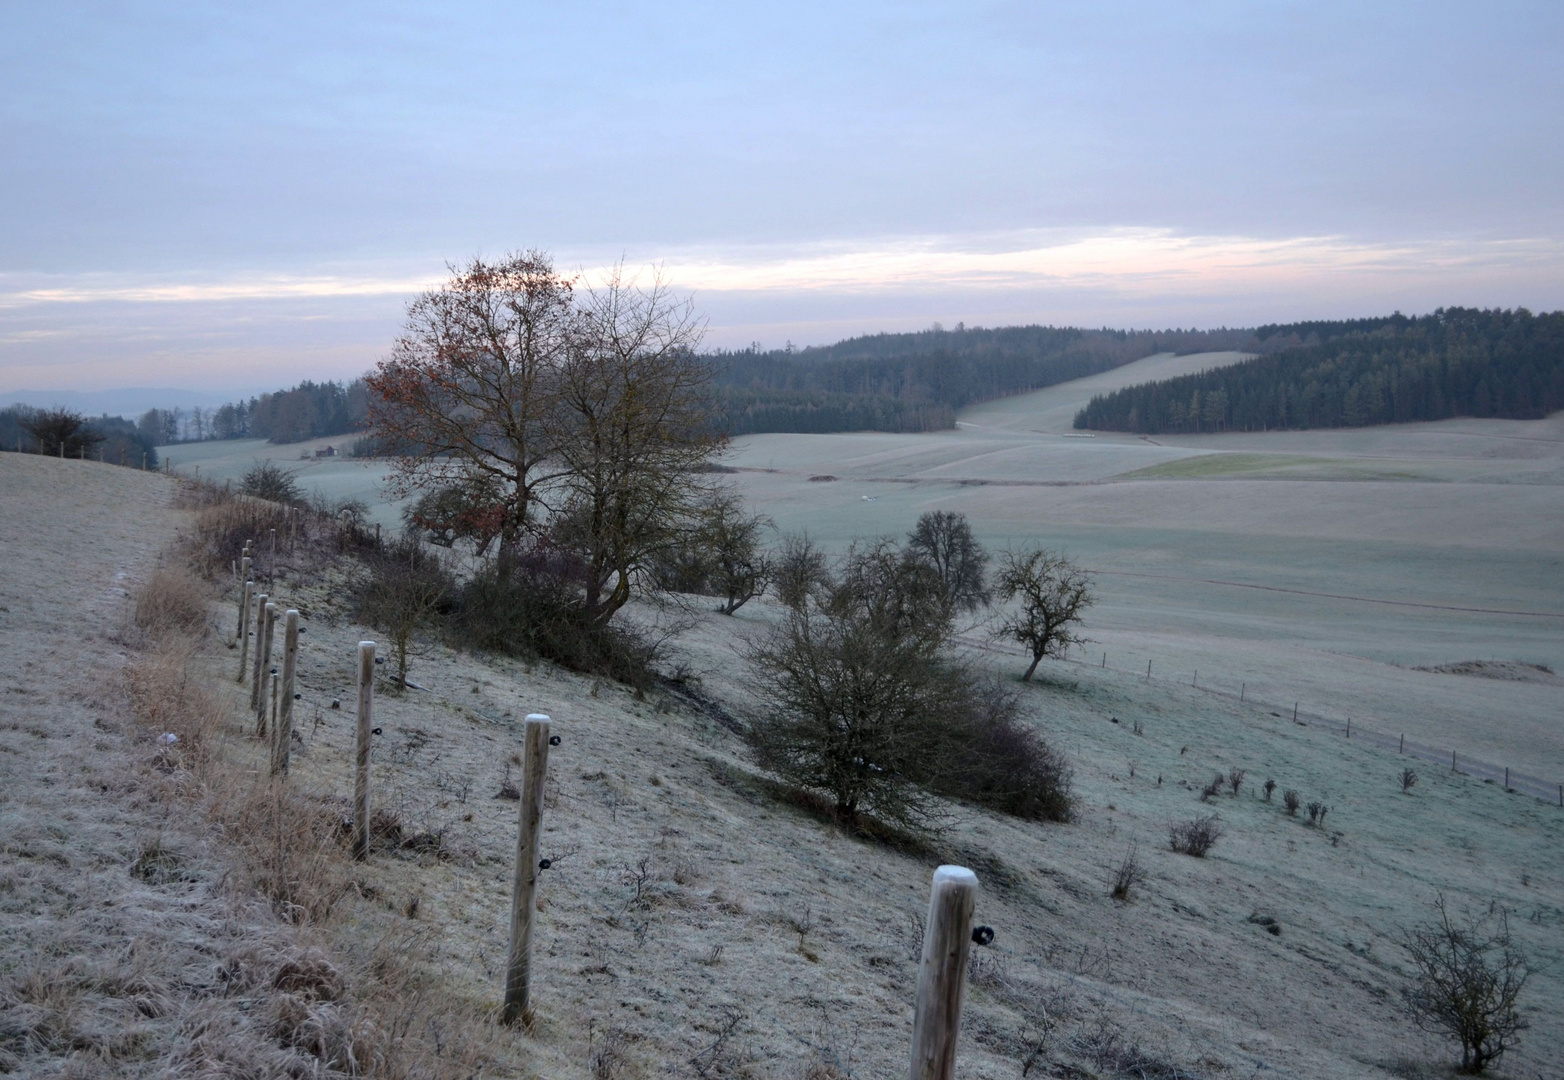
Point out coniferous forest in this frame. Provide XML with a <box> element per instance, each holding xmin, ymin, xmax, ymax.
<box><xmin>712</xmin><ymin>323</ymin><xmax>1253</xmax><ymax>434</ymax></box>
<box><xmin>1072</xmin><ymin>308</ymin><xmax>1564</xmax><ymax>434</ymax></box>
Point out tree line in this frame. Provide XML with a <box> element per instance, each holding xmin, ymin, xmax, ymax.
<box><xmin>0</xmin><ymin>405</ymin><xmax>159</xmax><ymax>468</ymax></box>
<box><xmin>136</xmin><ymin>379</ymin><xmax>370</xmax><ymax>445</ymax></box>
<box><xmin>1073</xmin><ymin>308</ymin><xmax>1564</xmax><ymax>434</ymax></box>
<box><xmin>711</xmin><ymin>323</ymin><xmax>1256</xmax><ymax>434</ymax></box>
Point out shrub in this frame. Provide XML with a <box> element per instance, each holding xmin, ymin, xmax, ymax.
<box><xmin>354</xmin><ymin>537</ymin><xmax>454</xmax><ymax>689</ymax></box>
<box><xmin>1200</xmin><ymin>773</ymin><xmax>1224</xmax><ymax>801</ymax></box>
<box><xmin>1282</xmin><ymin>789</ymin><xmax>1301</xmax><ymax>815</ymax></box>
<box><xmin>241</xmin><ymin>461</ymin><xmax>303</xmax><ymax>505</ymax></box>
<box><xmin>1263</xmin><ymin>778</ymin><xmax>1277</xmax><ymax>801</ymax></box>
<box><xmin>927</xmin><ymin>682</ymin><xmax>1073</xmax><ymax>822</ymax></box>
<box><xmin>1402</xmin><ymin>895</ymin><xmax>1531</xmax><ymax>1073</ymax></box>
<box><xmin>747</xmin><ymin>542</ymin><xmax>1070</xmax><ymax>830</ymax></box>
<box><xmin>1306</xmin><ymin>801</ymin><xmax>1329</xmax><ymax>826</ymax></box>
<box><xmin>1109</xmin><ymin>844</ymin><xmax>1146</xmax><ymax>901</ymax></box>
<box><xmin>449</xmin><ymin>541</ymin><xmax>659</xmax><ymax>689</ymax></box>
<box><xmin>1401</xmin><ymin>768</ymin><xmax>1418</xmax><ymax>793</ymax></box>
<box><xmin>1227</xmin><ymin>768</ymin><xmax>1245</xmax><ymax>796</ymax></box>
<box><xmin>1168</xmin><ymin>815</ymin><xmax>1223</xmax><ymax>857</ymax></box>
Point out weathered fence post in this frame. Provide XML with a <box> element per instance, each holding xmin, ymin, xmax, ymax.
<box><xmin>910</xmin><ymin>865</ymin><xmax>979</xmax><ymax>1080</ymax></box>
<box><xmin>503</xmin><ymin>714</ymin><xmax>554</xmax><ymax>1026</ymax></box>
<box><xmin>256</xmin><ymin>602</ymin><xmax>276</xmax><ymax>734</ymax></box>
<box><xmin>1293</xmin><ymin>701</ymin><xmax>1299</xmax><ymax>722</ymax></box>
<box><xmin>352</xmin><ymin>642</ymin><xmax>375</xmax><ymax>861</ymax></box>
<box><xmin>1504</xmin><ymin>767</ymin><xmax>1508</xmax><ymax>789</ymax></box>
<box><xmin>236</xmin><ymin>555</ymin><xmax>251</xmax><ymax>637</ymax></box>
<box><xmin>237</xmin><ymin>578</ymin><xmax>253</xmax><ymax>682</ymax></box>
<box><xmin>269</xmin><ymin>671</ymin><xmax>279</xmax><ymax>740</ymax></box>
<box><xmin>1145</xmin><ymin>659</ymin><xmax>1151</xmax><ymax>680</ymax></box>
<box><xmin>1452</xmin><ymin>750</ymin><xmax>1458</xmax><ymax>773</ymax></box>
<box><xmin>1399</xmin><ymin>734</ymin><xmax>1404</xmax><ymax>753</ymax></box>
<box><xmin>272</xmin><ymin>610</ymin><xmax>299</xmax><ymax>776</ymax></box>
<box><xmin>1240</xmin><ymin>682</ymin><xmax>1245</xmax><ymax>702</ymax></box>
<box><xmin>249</xmin><ymin>592</ymin><xmax>270</xmax><ymax>709</ymax></box>
<box><xmin>1192</xmin><ymin>669</ymin><xmax>1197</xmax><ymax>687</ymax></box>
<box><xmin>1346</xmin><ymin>718</ymin><xmax>1351</xmax><ymax>739</ymax></box>
<box><xmin>269</xmin><ymin>528</ymin><xmax>277</xmax><ymax>588</ymax></box>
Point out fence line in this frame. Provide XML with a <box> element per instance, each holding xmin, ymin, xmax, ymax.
<box><xmin>1088</xmin><ymin>649</ymin><xmax>1564</xmax><ymax>806</ymax></box>
<box><xmin>954</xmin><ymin>633</ymin><xmax>1564</xmax><ymax>808</ymax></box>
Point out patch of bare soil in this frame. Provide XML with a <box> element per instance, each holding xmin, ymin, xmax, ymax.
<box><xmin>1413</xmin><ymin>660</ymin><xmax>1561</xmax><ymax>684</ymax></box>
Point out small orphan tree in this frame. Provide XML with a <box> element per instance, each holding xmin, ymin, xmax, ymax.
<box><xmin>1402</xmin><ymin>895</ymin><xmax>1531</xmax><ymax>1074</ymax></box>
<box><xmin>772</xmin><ymin>532</ymin><xmax>828</xmax><ymax>611</ymax></box>
<box><xmin>356</xmin><ymin>537</ymin><xmax>454</xmax><ymax>689</ymax></box>
<box><xmin>905</xmin><ymin>509</ymin><xmax>990</xmax><ymax>612</ymax></box>
<box><xmin>241</xmin><ymin>460</ymin><xmax>303</xmax><ymax>505</ymax></box>
<box><xmin>992</xmin><ymin>547</ymin><xmax>1094</xmax><ymax>680</ymax></box>
<box><xmin>654</xmin><ymin>489</ymin><xmax>773</xmax><ymax>614</ymax></box>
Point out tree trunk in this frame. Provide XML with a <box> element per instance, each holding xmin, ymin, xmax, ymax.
<box><xmin>1023</xmin><ymin>655</ymin><xmax>1042</xmax><ymax>681</ymax></box>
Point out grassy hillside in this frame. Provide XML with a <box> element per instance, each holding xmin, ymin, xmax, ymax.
<box><xmin>1073</xmin><ymin>308</ymin><xmax>1564</xmax><ymax>434</ymax></box>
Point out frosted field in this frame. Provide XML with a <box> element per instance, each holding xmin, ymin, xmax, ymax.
<box><xmin>162</xmin><ymin>353</ymin><xmax>1564</xmax><ymax>779</ymax></box>
<box><xmin>722</xmin><ymin>354</ymin><xmax>1564</xmax><ymax>781</ymax></box>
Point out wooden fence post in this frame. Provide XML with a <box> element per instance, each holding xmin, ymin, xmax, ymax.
<box><xmin>1452</xmin><ymin>750</ymin><xmax>1458</xmax><ymax>772</ymax></box>
<box><xmin>236</xmin><ymin>556</ymin><xmax>251</xmax><ymax>638</ymax></box>
<box><xmin>1399</xmin><ymin>734</ymin><xmax>1404</xmax><ymax>753</ymax></box>
<box><xmin>1145</xmin><ymin>660</ymin><xmax>1151</xmax><ymax>680</ymax></box>
<box><xmin>249</xmin><ymin>592</ymin><xmax>270</xmax><ymax>709</ymax></box>
<box><xmin>272</xmin><ymin>610</ymin><xmax>299</xmax><ymax>776</ymax></box>
<box><xmin>256</xmin><ymin>602</ymin><xmax>276</xmax><ymax>734</ymax></box>
<box><xmin>1293</xmin><ymin>702</ymin><xmax>1298</xmax><ymax>722</ymax></box>
<box><xmin>503</xmin><ymin>715</ymin><xmax>554</xmax><ymax>1026</ymax></box>
<box><xmin>1240</xmin><ymin>682</ymin><xmax>1245</xmax><ymax>702</ymax></box>
<box><xmin>237</xmin><ymin>578</ymin><xmax>253</xmax><ymax>682</ymax></box>
<box><xmin>910</xmin><ymin>865</ymin><xmax>979</xmax><ymax>1080</ymax></box>
<box><xmin>1346</xmin><ymin>718</ymin><xmax>1351</xmax><ymax>739</ymax></box>
<box><xmin>353</xmin><ymin>642</ymin><xmax>375</xmax><ymax>861</ymax></box>
<box><xmin>269</xmin><ymin>672</ymin><xmax>279</xmax><ymax>741</ymax></box>
<box><xmin>269</xmin><ymin>528</ymin><xmax>277</xmax><ymax>588</ymax></box>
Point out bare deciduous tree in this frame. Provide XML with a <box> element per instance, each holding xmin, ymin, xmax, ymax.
<box><xmin>551</xmin><ymin>267</ymin><xmax>723</xmax><ymax>628</ymax></box>
<box><xmin>905</xmin><ymin>509</ymin><xmax>990</xmax><ymax>612</ymax></box>
<box><xmin>356</xmin><ymin>537</ymin><xmax>454</xmax><ymax>690</ymax></box>
<box><xmin>660</xmin><ymin>489</ymin><xmax>772</xmax><ymax>614</ymax></box>
<box><xmin>1402</xmin><ymin>895</ymin><xmax>1531</xmax><ymax>1073</ymax></box>
<box><xmin>366</xmin><ymin>252</ymin><xmax>576</xmax><ymax>556</ymax></box>
<box><xmin>772</xmin><ymin>532</ymin><xmax>828</xmax><ymax>611</ymax></box>
<box><xmin>991</xmin><ymin>548</ymin><xmax>1094</xmax><ymax>680</ymax></box>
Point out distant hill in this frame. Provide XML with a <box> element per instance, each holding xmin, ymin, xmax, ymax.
<box><xmin>0</xmin><ymin>387</ymin><xmax>253</xmax><ymax>419</ymax></box>
<box><xmin>712</xmin><ymin>324</ymin><xmax>1255</xmax><ymax>435</ymax></box>
<box><xmin>1072</xmin><ymin>308</ymin><xmax>1564</xmax><ymax>434</ymax></box>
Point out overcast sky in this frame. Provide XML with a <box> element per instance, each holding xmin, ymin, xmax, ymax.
<box><xmin>2</xmin><ymin>1</ymin><xmax>1561</xmax><ymax>392</ymax></box>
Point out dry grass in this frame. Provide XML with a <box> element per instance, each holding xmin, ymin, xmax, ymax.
<box><xmin>133</xmin><ymin>566</ymin><xmax>212</xmax><ymax>639</ymax></box>
<box><xmin>111</xmin><ymin>564</ymin><xmax>524</xmax><ymax>1079</ymax></box>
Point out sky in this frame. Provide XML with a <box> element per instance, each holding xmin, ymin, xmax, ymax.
<box><xmin>2</xmin><ymin>1</ymin><xmax>1561</xmax><ymax>394</ymax></box>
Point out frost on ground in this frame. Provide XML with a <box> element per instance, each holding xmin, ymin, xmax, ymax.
<box><xmin>2</xmin><ymin>450</ymin><xmax>1561</xmax><ymax>1079</ymax></box>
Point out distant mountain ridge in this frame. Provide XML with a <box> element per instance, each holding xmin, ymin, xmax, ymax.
<box><xmin>0</xmin><ymin>387</ymin><xmax>263</xmax><ymax>419</ymax></box>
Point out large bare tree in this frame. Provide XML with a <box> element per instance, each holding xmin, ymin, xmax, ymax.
<box><xmin>552</xmin><ymin>267</ymin><xmax>723</xmax><ymax>626</ymax></box>
<box><xmin>366</xmin><ymin>252</ymin><xmax>576</xmax><ymax>556</ymax></box>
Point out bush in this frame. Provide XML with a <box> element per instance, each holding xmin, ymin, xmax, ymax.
<box><xmin>1282</xmin><ymin>789</ymin><xmax>1301</xmax><ymax>815</ymax></box>
<box><xmin>1109</xmin><ymin>844</ymin><xmax>1146</xmax><ymax>901</ymax></box>
<box><xmin>747</xmin><ymin>543</ymin><xmax>1069</xmax><ymax>831</ymax></box>
<box><xmin>1401</xmin><ymin>768</ymin><xmax>1418</xmax><ymax>793</ymax></box>
<box><xmin>241</xmin><ymin>461</ymin><xmax>304</xmax><ymax>505</ymax></box>
<box><xmin>449</xmin><ymin>540</ymin><xmax>659</xmax><ymax>689</ymax></box>
<box><xmin>354</xmin><ymin>537</ymin><xmax>454</xmax><ymax>689</ymax></box>
<box><xmin>1305</xmin><ymin>801</ymin><xmax>1329</xmax><ymax>826</ymax></box>
<box><xmin>1168</xmin><ymin>815</ymin><xmax>1223</xmax><ymax>857</ymax></box>
<box><xmin>1200</xmin><ymin>773</ymin><xmax>1224</xmax><ymax>801</ymax></box>
<box><xmin>1227</xmin><ymin>768</ymin><xmax>1246</xmax><ymax>795</ymax></box>
<box><xmin>927</xmin><ymin>682</ymin><xmax>1073</xmax><ymax>822</ymax></box>
<box><xmin>1263</xmin><ymin>778</ymin><xmax>1277</xmax><ymax>801</ymax></box>
<box><xmin>1402</xmin><ymin>895</ymin><xmax>1531</xmax><ymax>1073</ymax></box>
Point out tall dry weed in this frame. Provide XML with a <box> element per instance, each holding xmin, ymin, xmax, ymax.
<box><xmin>218</xmin><ymin>780</ymin><xmax>353</xmax><ymax>924</ymax></box>
<box><xmin>134</xmin><ymin>567</ymin><xmax>211</xmax><ymax>639</ymax></box>
<box><xmin>123</xmin><ymin>637</ymin><xmax>223</xmax><ymax>769</ymax></box>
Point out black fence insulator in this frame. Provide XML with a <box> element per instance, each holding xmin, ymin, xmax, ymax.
<box><xmin>971</xmin><ymin>925</ymin><xmax>995</xmax><ymax>946</ymax></box>
<box><xmin>549</xmin><ymin>735</ymin><xmax>561</xmax><ymax>746</ymax></box>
